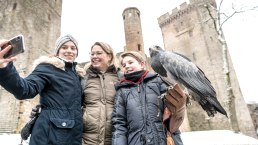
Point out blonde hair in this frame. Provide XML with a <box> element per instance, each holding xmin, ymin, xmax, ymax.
<box><xmin>91</xmin><ymin>42</ymin><xmax>117</xmax><ymax>67</ymax></box>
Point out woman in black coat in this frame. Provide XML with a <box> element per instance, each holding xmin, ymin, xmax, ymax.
<box><xmin>0</xmin><ymin>35</ymin><xmax>85</xmax><ymax>145</ymax></box>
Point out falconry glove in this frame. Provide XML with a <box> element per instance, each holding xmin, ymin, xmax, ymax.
<box><xmin>163</xmin><ymin>83</ymin><xmax>187</xmax><ymax>133</ymax></box>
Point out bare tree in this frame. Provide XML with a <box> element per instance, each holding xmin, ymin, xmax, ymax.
<box><xmin>203</xmin><ymin>0</ymin><xmax>258</xmax><ymax>132</ymax></box>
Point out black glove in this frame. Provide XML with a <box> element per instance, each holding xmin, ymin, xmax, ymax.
<box><xmin>20</xmin><ymin>116</ymin><xmax>37</xmax><ymax>140</ymax></box>
<box><xmin>20</xmin><ymin>105</ymin><xmax>41</xmax><ymax>140</ymax></box>
<box><xmin>29</xmin><ymin>104</ymin><xmax>41</xmax><ymax>119</ymax></box>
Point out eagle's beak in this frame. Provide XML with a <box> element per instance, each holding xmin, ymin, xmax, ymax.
<box><xmin>149</xmin><ymin>45</ymin><xmax>156</xmax><ymax>52</ymax></box>
<box><xmin>149</xmin><ymin>47</ymin><xmax>152</xmax><ymax>52</ymax></box>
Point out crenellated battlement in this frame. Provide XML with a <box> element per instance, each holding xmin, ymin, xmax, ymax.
<box><xmin>158</xmin><ymin>2</ymin><xmax>193</xmax><ymax>28</ymax></box>
<box><xmin>158</xmin><ymin>0</ymin><xmax>216</xmax><ymax>28</ymax></box>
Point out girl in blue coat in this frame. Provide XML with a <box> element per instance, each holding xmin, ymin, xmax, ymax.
<box><xmin>0</xmin><ymin>35</ymin><xmax>85</xmax><ymax>145</ymax></box>
<box><xmin>112</xmin><ymin>51</ymin><xmax>185</xmax><ymax>145</ymax></box>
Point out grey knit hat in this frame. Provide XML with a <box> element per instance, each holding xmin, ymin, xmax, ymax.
<box><xmin>54</xmin><ymin>34</ymin><xmax>78</xmax><ymax>56</ymax></box>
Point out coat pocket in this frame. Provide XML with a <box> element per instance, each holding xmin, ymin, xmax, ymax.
<box><xmin>50</xmin><ymin>118</ymin><xmax>75</xmax><ymax>129</ymax></box>
<box><xmin>49</xmin><ymin>118</ymin><xmax>75</xmax><ymax>144</ymax></box>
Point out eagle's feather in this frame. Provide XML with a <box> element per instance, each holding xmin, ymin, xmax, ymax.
<box><xmin>149</xmin><ymin>45</ymin><xmax>227</xmax><ymax>117</ymax></box>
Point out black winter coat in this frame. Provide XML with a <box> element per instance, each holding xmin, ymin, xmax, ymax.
<box><xmin>0</xmin><ymin>57</ymin><xmax>84</xmax><ymax>145</ymax></box>
<box><xmin>112</xmin><ymin>72</ymin><xmax>168</xmax><ymax>145</ymax></box>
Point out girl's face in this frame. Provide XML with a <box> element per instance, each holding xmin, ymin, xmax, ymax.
<box><xmin>90</xmin><ymin>45</ymin><xmax>112</xmax><ymax>72</ymax></box>
<box><xmin>58</xmin><ymin>41</ymin><xmax>77</xmax><ymax>62</ymax></box>
<box><xmin>121</xmin><ymin>56</ymin><xmax>145</xmax><ymax>74</ymax></box>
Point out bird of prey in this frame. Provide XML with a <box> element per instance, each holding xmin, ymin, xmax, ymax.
<box><xmin>149</xmin><ymin>45</ymin><xmax>227</xmax><ymax>117</ymax></box>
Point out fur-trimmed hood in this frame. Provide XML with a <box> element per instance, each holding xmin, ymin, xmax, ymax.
<box><xmin>32</xmin><ymin>56</ymin><xmax>85</xmax><ymax>78</ymax></box>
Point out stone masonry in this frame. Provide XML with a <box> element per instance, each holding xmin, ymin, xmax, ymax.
<box><xmin>0</xmin><ymin>0</ymin><xmax>62</xmax><ymax>133</ymax></box>
<box><xmin>157</xmin><ymin>0</ymin><xmax>256</xmax><ymax>138</ymax></box>
<box><xmin>122</xmin><ymin>7</ymin><xmax>145</xmax><ymax>54</ymax></box>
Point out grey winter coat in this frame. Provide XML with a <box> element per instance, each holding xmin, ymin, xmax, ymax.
<box><xmin>112</xmin><ymin>72</ymin><xmax>168</xmax><ymax>145</ymax></box>
<box><xmin>0</xmin><ymin>56</ymin><xmax>85</xmax><ymax>145</ymax></box>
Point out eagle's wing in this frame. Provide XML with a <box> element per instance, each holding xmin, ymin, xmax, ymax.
<box><xmin>159</xmin><ymin>51</ymin><xmax>227</xmax><ymax>117</ymax></box>
<box><xmin>159</xmin><ymin>51</ymin><xmax>215</xmax><ymax>97</ymax></box>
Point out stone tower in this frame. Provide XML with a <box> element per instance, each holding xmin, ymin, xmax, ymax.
<box><xmin>157</xmin><ymin>0</ymin><xmax>256</xmax><ymax>137</ymax></box>
<box><xmin>122</xmin><ymin>7</ymin><xmax>144</xmax><ymax>54</ymax></box>
<box><xmin>0</xmin><ymin>0</ymin><xmax>62</xmax><ymax>133</ymax></box>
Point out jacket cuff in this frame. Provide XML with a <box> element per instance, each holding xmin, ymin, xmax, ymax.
<box><xmin>0</xmin><ymin>62</ymin><xmax>16</xmax><ymax>81</ymax></box>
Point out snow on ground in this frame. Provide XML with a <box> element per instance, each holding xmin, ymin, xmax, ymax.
<box><xmin>0</xmin><ymin>130</ymin><xmax>258</xmax><ymax>145</ymax></box>
<box><xmin>0</xmin><ymin>133</ymin><xmax>29</xmax><ymax>145</ymax></box>
<box><xmin>181</xmin><ymin>130</ymin><xmax>258</xmax><ymax>145</ymax></box>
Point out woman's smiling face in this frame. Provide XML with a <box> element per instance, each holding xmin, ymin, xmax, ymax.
<box><xmin>90</xmin><ymin>45</ymin><xmax>112</xmax><ymax>72</ymax></box>
<box><xmin>57</xmin><ymin>41</ymin><xmax>77</xmax><ymax>62</ymax></box>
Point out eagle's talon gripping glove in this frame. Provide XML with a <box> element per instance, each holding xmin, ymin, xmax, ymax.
<box><xmin>163</xmin><ymin>84</ymin><xmax>187</xmax><ymax>133</ymax></box>
<box><xmin>20</xmin><ymin>105</ymin><xmax>41</xmax><ymax>140</ymax></box>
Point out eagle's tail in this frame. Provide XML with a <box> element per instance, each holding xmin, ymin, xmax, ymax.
<box><xmin>202</xmin><ymin>97</ymin><xmax>228</xmax><ymax>117</ymax></box>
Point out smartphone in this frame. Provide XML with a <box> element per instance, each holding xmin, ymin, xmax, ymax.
<box><xmin>1</xmin><ymin>35</ymin><xmax>25</xmax><ymax>58</ymax></box>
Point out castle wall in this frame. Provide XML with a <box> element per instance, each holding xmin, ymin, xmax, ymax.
<box><xmin>0</xmin><ymin>0</ymin><xmax>62</xmax><ymax>133</ymax></box>
<box><xmin>158</xmin><ymin>0</ymin><xmax>256</xmax><ymax>138</ymax></box>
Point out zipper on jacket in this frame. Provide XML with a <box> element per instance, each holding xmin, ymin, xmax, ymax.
<box><xmin>142</xmin><ymin>83</ymin><xmax>148</xmax><ymax>142</ymax></box>
<box><xmin>100</xmin><ymin>73</ymin><xmax>106</xmax><ymax>104</ymax></box>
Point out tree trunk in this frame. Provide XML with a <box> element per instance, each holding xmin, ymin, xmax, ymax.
<box><xmin>219</xmin><ymin>35</ymin><xmax>240</xmax><ymax>132</ymax></box>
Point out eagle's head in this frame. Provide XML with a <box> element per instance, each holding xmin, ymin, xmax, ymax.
<box><xmin>149</xmin><ymin>45</ymin><xmax>164</xmax><ymax>57</ymax></box>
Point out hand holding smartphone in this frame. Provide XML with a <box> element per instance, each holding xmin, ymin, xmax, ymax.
<box><xmin>1</xmin><ymin>35</ymin><xmax>25</xmax><ymax>58</ymax></box>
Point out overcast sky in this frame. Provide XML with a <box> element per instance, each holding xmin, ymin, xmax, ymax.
<box><xmin>61</xmin><ymin>0</ymin><xmax>258</xmax><ymax>103</ymax></box>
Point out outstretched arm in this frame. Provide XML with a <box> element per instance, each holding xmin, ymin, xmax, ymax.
<box><xmin>0</xmin><ymin>63</ymin><xmax>49</xmax><ymax>100</ymax></box>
